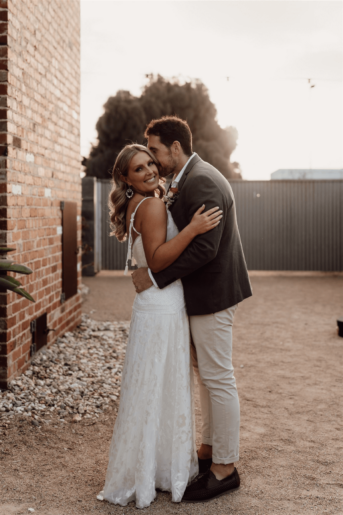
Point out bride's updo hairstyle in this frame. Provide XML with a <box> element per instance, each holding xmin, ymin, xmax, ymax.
<box><xmin>109</xmin><ymin>144</ymin><xmax>165</xmax><ymax>242</ymax></box>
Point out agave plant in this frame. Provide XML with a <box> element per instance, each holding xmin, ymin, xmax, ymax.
<box><xmin>0</xmin><ymin>247</ymin><xmax>35</xmax><ymax>302</ymax></box>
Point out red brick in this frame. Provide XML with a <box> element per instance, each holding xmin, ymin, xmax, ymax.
<box><xmin>5</xmin><ymin>315</ymin><xmax>15</xmax><ymax>329</ymax></box>
<box><xmin>11</xmin><ymin>346</ymin><xmax>20</xmax><ymax>362</ymax></box>
<box><xmin>0</xmin><ymin>340</ymin><xmax>13</xmax><ymax>353</ymax></box>
<box><xmin>16</xmin><ymin>354</ymin><xmax>27</xmax><ymax>370</ymax></box>
<box><xmin>0</xmin><ymin>354</ymin><xmax>8</xmax><ymax>366</ymax></box>
<box><xmin>0</xmin><ymin>10</ymin><xmax>8</xmax><ymax>22</ymax></box>
<box><xmin>21</xmin><ymin>340</ymin><xmax>30</xmax><ymax>355</ymax></box>
<box><xmin>0</xmin><ymin>0</ymin><xmax>82</xmax><ymax>383</ymax></box>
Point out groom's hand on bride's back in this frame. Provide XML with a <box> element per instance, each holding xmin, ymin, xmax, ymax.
<box><xmin>131</xmin><ymin>267</ymin><xmax>153</xmax><ymax>293</ymax></box>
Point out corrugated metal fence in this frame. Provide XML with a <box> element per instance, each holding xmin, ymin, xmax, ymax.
<box><xmin>96</xmin><ymin>179</ymin><xmax>343</xmax><ymax>271</ymax></box>
<box><xmin>232</xmin><ymin>180</ymin><xmax>342</xmax><ymax>271</ymax></box>
<box><xmin>95</xmin><ymin>180</ymin><xmax>129</xmax><ymax>271</ymax></box>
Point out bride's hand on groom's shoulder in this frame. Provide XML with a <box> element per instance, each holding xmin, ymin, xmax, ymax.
<box><xmin>190</xmin><ymin>205</ymin><xmax>223</xmax><ymax>236</ymax></box>
<box><xmin>131</xmin><ymin>267</ymin><xmax>153</xmax><ymax>293</ymax></box>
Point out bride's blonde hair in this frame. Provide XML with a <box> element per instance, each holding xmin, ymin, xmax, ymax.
<box><xmin>109</xmin><ymin>144</ymin><xmax>165</xmax><ymax>242</ymax></box>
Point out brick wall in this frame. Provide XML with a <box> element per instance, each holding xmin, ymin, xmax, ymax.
<box><xmin>0</xmin><ymin>0</ymin><xmax>82</xmax><ymax>389</ymax></box>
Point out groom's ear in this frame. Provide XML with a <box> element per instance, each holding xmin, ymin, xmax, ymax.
<box><xmin>171</xmin><ymin>141</ymin><xmax>181</xmax><ymax>156</ymax></box>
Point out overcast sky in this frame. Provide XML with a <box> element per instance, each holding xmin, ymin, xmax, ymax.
<box><xmin>81</xmin><ymin>1</ymin><xmax>343</xmax><ymax>180</ymax></box>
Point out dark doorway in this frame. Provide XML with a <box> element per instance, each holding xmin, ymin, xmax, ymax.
<box><xmin>30</xmin><ymin>313</ymin><xmax>47</xmax><ymax>355</ymax></box>
<box><xmin>61</xmin><ymin>201</ymin><xmax>78</xmax><ymax>301</ymax></box>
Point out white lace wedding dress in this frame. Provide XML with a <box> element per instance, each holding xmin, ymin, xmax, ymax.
<box><xmin>99</xmin><ymin>198</ymin><xmax>198</xmax><ymax>509</ymax></box>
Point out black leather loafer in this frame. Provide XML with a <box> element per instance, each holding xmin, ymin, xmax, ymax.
<box><xmin>198</xmin><ymin>456</ymin><xmax>212</xmax><ymax>474</ymax></box>
<box><xmin>182</xmin><ymin>468</ymin><xmax>240</xmax><ymax>502</ymax></box>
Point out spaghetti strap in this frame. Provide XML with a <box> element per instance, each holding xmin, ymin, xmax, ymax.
<box><xmin>124</xmin><ymin>197</ymin><xmax>152</xmax><ymax>275</ymax></box>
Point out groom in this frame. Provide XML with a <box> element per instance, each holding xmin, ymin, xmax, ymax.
<box><xmin>132</xmin><ymin>116</ymin><xmax>252</xmax><ymax>502</ymax></box>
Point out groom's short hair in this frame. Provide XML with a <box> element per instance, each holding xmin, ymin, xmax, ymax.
<box><xmin>145</xmin><ymin>116</ymin><xmax>193</xmax><ymax>156</ymax></box>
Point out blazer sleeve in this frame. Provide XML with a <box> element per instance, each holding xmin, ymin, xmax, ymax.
<box><xmin>152</xmin><ymin>173</ymin><xmax>229</xmax><ymax>289</ymax></box>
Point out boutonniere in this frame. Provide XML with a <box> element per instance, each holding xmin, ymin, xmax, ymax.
<box><xmin>163</xmin><ymin>186</ymin><xmax>179</xmax><ymax>207</ymax></box>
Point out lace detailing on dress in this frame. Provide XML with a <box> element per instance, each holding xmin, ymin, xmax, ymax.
<box><xmin>103</xmin><ymin>307</ymin><xmax>198</xmax><ymax>508</ymax></box>
<box><xmin>101</xmin><ymin>203</ymin><xmax>198</xmax><ymax>509</ymax></box>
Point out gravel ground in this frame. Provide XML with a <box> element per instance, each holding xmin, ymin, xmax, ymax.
<box><xmin>0</xmin><ymin>315</ymin><xmax>129</xmax><ymax>426</ymax></box>
<box><xmin>0</xmin><ymin>273</ymin><xmax>342</xmax><ymax>515</ymax></box>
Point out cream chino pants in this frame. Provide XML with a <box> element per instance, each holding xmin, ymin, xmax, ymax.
<box><xmin>190</xmin><ymin>305</ymin><xmax>240</xmax><ymax>464</ymax></box>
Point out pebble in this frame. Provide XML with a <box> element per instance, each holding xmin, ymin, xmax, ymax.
<box><xmin>0</xmin><ymin>314</ymin><xmax>129</xmax><ymax>424</ymax></box>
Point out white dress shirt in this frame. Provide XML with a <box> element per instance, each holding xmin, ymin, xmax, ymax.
<box><xmin>148</xmin><ymin>153</ymin><xmax>196</xmax><ymax>287</ymax></box>
<box><xmin>169</xmin><ymin>152</ymin><xmax>196</xmax><ymax>190</ymax></box>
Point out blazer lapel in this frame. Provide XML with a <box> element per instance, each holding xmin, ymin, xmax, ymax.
<box><xmin>169</xmin><ymin>154</ymin><xmax>201</xmax><ymax>215</ymax></box>
<box><xmin>177</xmin><ymin>153</ymin><xmax>201</xmax><ymax>192</ymax></box>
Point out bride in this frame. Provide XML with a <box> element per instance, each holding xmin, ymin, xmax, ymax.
<box><xmin>99</xmin><ymin>144</ymin><xmax>222</xmax><ymax>509</ymax></box>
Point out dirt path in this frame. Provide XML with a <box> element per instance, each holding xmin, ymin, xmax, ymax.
<box><xmin>82</xmin><ymin>272</ymin><xmax>135</xmax><ymax>321</ymax></box>
<box><xmin>1</xmin><ymin>273</ymin><xmax>342</xmax><ymax>514</ymax></box>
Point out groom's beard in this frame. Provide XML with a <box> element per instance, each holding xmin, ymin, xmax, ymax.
<box><xmin>159</xmin><ymin>156</ymin><xmax>178</xmax><ymax>178</ymax></box>
<box><xmin>159</xmin><ymin>166</ymin><xmax>174</xmax><ymax>178</ymax></box>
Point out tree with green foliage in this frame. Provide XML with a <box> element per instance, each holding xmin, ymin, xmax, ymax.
<box><xmin>84</xmin><ymin>76</ymin><xmax>242</xmax><ymax>180</ymax></box>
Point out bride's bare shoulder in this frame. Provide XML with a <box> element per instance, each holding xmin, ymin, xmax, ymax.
<box><xmin>140</xmin><ymin>197</ymin><xmax>166</xmax><ymax>214</ymax></box>
<box><xmin>136</xmin><ymin>197</ymin><xmax>167</xmax><ymax>228</ymax></box>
